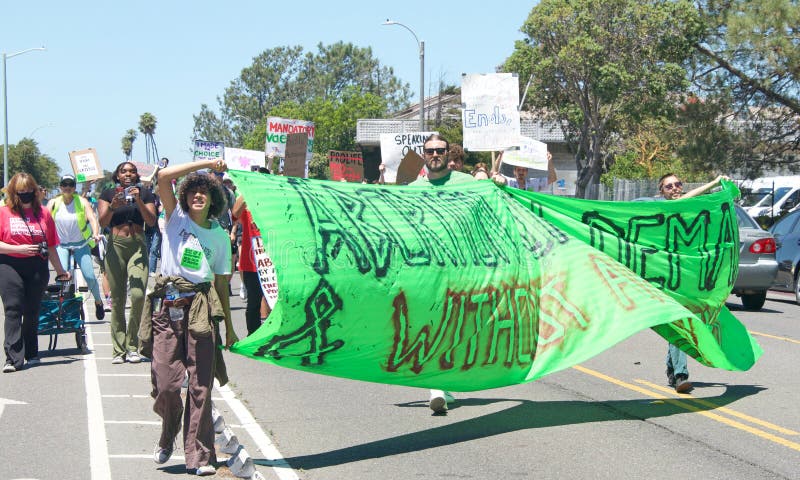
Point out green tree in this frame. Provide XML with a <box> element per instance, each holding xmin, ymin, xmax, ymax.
<box><xmin>1</xmin><ymin>138</ymin><xmax>60</xmax><ymax>188</ymax></box>
<box><xmin>504</xmin><ymin>0</ymin><xmax>703</xmax><ymax>198</ymax></box>
<box><xmin>689</xmin><ymin>0</ymin><xmax>800</xmax><ymax>175</ymax></box>
<box><xmin>194</xmin><ymin>42</ymin><xmax>411</xmax><ymax>147</ymax></box>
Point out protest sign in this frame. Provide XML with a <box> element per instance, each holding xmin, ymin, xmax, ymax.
<box><xmin>395</xmin><ymin>150</ymin><xmax>425</xmax><ymax>185</ymax></box>
<box><xmin>229</xmin><ymin>171</ymin><xmax>760</xmax><ymax>391</ymax></box>
<box><xmin>193</xmin><ymin>140</ymin><xmax>224</xmax><ymax>162</ymax></box>
<box><xmin>461</xmin><ymin>73</ymin><xmax>521</xmax><ymax>151</ymax></box>
<box><xmin>130</xmin><ymin>161</ymin><xmax>157</xmax><ymax>182</ymax></box>
<box><xmin>68</xmin><ymin>148</ymin><xmax>103</xmax><ymax>182</ymax></box>
<box><xmin>265</xmin><ymin>117</ymin><xmax>314</xmax><ymax>174</ymax></box>
<box><xmin>329</xmin><ymin>150</ymin><xmax>364</xmax><ymax>182</ymax></box>
<box><xmin>379</xmin><ymin>131</ymin><xmax>437</xmax><ymax>183</ymax></box>
<box><xmin>251</xmin><ymin>235</ymin><xmax>278</xmax><ymax>308</ymax></box>
<box><xmin>501</xmin><ymin>136</ymin><xmax>549</xmax><ymax>171</ymax></box>
<box><xmin>283</xmin><ymin>133</ymin><xmax>308</xmax><ymax>178</ymax></box>
<box><xmin>225</xmin><ymin>147</ymin><xmax>266</xmax><ymax>170</ymax></box>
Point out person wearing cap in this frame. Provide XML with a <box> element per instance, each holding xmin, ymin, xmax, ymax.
<box><xmin>47</xmin><ymin>175</ymin><xmax>105</xmax><ymax>320</ymax></box>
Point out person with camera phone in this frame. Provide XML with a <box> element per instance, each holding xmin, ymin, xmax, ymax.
<box><xmin>1</xmin><ymin>173</ymin><xmax>71</xmax><ymax>373</ymax></box>
<box><xmin>98</xmin><ymin>161</ymin><xmax>156</xmax><ymax>364</ymax></box>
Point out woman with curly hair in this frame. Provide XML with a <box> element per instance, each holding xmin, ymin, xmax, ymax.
<box><xmin>143</xmin><ymin>159</ymin><xmax>238</xmax><ymax>476</ymax></box>
<box><xmin>1</xmin><ymin>173</ymin><xmax>71</xmax><ymax>373</ymax></box>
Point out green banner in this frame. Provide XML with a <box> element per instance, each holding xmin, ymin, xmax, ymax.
<box><xmin>229</xmin><ymin>172</ymin><xmax>761</xmax><ymax>391</ymax></box>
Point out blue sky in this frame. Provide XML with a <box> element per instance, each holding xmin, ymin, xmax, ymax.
<box><xmin>2</xmin><ymin>0</ymin><xmax>535</xmax><ymax>177</ymax></box>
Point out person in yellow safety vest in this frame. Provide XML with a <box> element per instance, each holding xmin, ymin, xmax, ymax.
<box><xmin>47</xmin><ymin>174</ymin><xmax>106</xmax><ymax>320</ymax></box>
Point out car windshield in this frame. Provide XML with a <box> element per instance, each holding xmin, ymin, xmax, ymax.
<box><xmin>753</xmin><ymin>186</ymin><xmax>793</xmax><ymax>207</ymax></box>
<box><xmin>740</xmin><ymin>188</ymin><xmax>771</xmax><ymax>207</ymax></box>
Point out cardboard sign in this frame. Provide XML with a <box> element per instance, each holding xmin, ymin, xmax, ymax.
<box><xmin>284</xmin><ymin>133</ymin><xmax>308</xmax><ymax>178</ymax></box>
<box><xmin>329</xmin><ymin>150</ymin><xmax>364</xmax><ymax>182</ymax></box>
<box><xmin>461</xmin><ymin>73</ymin><xmax>521</xmax><ymax>151</ymax></box>
<box><xmin>193</xmin><ymin>140</ymin><xmax>224</xmax><ymax>162</ymax></box>
<box><xmin>265</xmin><ymin>117</ymin><xmax>314</xmax><ymax>176</ymax></box>
<box><xmin>379</xmin><ymin>131</ymin><xmax>437</xmax><ymax>183</ymax></box>
<box><xmin>395</xmin><ymin>150</ymin><xmax>426</xmax><ymax>185</ymax></box>
<box><xmin>225</xmin><ymin>147</ymin><xmax>266</xmax><ymax>170</ymax></box>
<box><xmin>68</xmin><ymin>148</ymin><xmax>103</xmax><ymax>182</ymax></box>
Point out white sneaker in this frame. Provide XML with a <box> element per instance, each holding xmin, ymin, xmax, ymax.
<box><xmin>3</xmin><ymin>363</ymin><xmax>16</xmax><ymax>373</ymax></box>
<box><xmin>153</xmin><ymin>444</ymin><xmax>173</xmax><ymax>464</ymax></box>
<box><xmin>111</xmin><ymin>355</ymin><xmax>125</xmax><ymax>364</ymax></box>
<box><xmin>239</xmin><ymin>287</ymin><xmax>247</xmax><ymax>300</ymax></box>
<box><xmin>126</xmin><ymin>351</ymin><xmax>142</xmax><ymax>363</ymax></box>
<box><xmin>429</xmin><ymin>389</ymin><xmax>448</xmax><ymax>413</ymax></box>
<box><xmin>194</xmin><ymin>464</ymin><xmax>216</xmax><ymax>476</ymax></box>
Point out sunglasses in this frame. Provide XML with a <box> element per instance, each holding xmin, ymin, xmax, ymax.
<box><xmin>60</xmin><ymin>182</ymin><xmax>76</xmax><ymax>188</ymax></box>
<box><xmin>423</xmin><ymin>147</ymin><xmax>447</xmax><ymax>155</ymax></box>
<box><xmin>662</xmin><ymin>181</ymin><xmax>683</xmax><ymax>191</ymax></box>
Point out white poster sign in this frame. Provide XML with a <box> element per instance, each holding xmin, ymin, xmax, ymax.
<box><xmin>501</xmin><ymin>136</ymin><xmax>548</xmax><ymax>171</ymax></box>
<box><xmin>252</xmin><ymin>235</ymin><xmax>278</xmax><ymax>308</ymax></box>
<box><xmin>225</xmin><ymin>147</ymin><xmax>265</xmax><ymax>170</ymax></box>
<box><xmin>379</xmin><ymin>131</ymin><xmax>437</xmax><ymax>183</ymax></box>
<box><xmin>68</xmin><ymin>148</ymin><xmax>103</xmax><ymax>182</ymax></box>
<box><xmin>461</xmin><ymin>73</ymin><xmax>521</xmax><ymax>151</ymax></box>
<box><xmin>193</xmin><ymin>140</ymin><xmax>224</xmax><ymax>162</ymax></box>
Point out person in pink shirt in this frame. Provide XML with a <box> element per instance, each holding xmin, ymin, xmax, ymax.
<box><xmin>0</xmin><ymin>173</ymin><xmax>71</xmax><ymax>373</ymax></box>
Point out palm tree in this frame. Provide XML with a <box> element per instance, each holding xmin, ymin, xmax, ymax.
<box><xmin>138</xmin><ymin>112</ymin><xmax>159</xmax><ymax>164</ymax></box>
<box><xmin>121</xmin><ymin>129</ymin><xmax>137</xmax><ymax>160</ymax></box>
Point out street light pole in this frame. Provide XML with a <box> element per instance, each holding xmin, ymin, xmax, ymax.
<box><xmin>383</xmin><ymin>20</ymin><xmax>424</xmax><ymax>132</ymax></box>
<box><xmin>3</xmin><ymin>46</ymin><xmax>46</xmax><ymax>187</ymax></box>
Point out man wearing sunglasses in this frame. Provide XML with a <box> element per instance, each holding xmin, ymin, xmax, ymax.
<box><xmin>656</xmin><ymin>172</ymin><xmax>728</xmax><ymax>393</ymax></box>
<box><xmin>410</xmin><ymin>134</ymin><xmax>505</xmax><ymax>413</ymax></box>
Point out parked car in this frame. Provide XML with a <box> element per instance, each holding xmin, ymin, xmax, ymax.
<box><xmin>768</xmin><ymin>209</ymin><xmax>800</xmax><ymax>305</ymax></box>
<box><xmin>732</xmin><ymin>205</ymin><xmax>779</xmax><ymax>310</ymax></box>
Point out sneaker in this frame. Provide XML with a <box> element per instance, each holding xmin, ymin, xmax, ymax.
<box><xmin>126</xmin><ymin>351</ymin><xmax>142</xmax><ymax>363</ymax></box>
<box><xmin>26</xmin><ymin>357</ymin><xmax>41</xmax><ymax>366</ymax></box>
<box><xmin>153</xmin><ymin>445</ymin><xmax>174</xmax><ymax>464</ymax></box>
<box><xmin>194</xmin><ymin>465</ymin><xmax>216</xmax><ymax>476</ymax></box>
<box><xmin>675</xmin><ymin>374</ymin><xmax>692</xmax><ymax>393</ymax></box>
<box><xmin>239</xmin><ymin>287</ymin><xmax>247</xmax><ymax>300</ymax></box>
<box><xmin>104</xmin><ymin>296</ymin><xmax>112</xmax><ymax>312</ymax></box>
<box><xmin>2</xmin><ymin>363</ymin><xmax>16</xmax><ymax>373</ymax></box>
<box><xmin>95</xmin><ymin>302</ymin><xmax>105</xmax><ymax>320</ymax></box>
<box><xmin>111</xmin><ymin>355</ymin><xmax>125</xmax><ymax>364</ymax></box>
<box><xmin>429</xmin><ymin>389</ymin><xmax>448</xmax><ymax>413</ymax></box>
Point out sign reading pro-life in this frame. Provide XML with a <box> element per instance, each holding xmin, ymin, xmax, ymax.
<box><xmin>461</xmin><ymin>73</ymin><xmax>521</xmax><ymax>151</ymax></box>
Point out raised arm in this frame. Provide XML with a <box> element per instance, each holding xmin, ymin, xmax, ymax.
<box><xmin>157</xmin><ymin>159</ymin><xmax>227</xmax><ymax>221</ymax></box>
<box><xmin>681</xmin><ymin>175</ymin><xmax>730</xmax><ymax>200</ymax></box>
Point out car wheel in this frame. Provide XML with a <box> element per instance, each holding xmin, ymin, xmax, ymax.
<box><xmin>795</xmin><ymin>269</ymin><xmax>800</xmax><ymax>306</ymax></box>
<box><xmin>741</xmin><ymin>291</ymin><xmax>767</xmax><ymax>311</ymax></box>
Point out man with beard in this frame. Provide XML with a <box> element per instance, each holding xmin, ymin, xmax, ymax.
<box><xmin>410</xmin><ymin>134</ymin><xmax>505</xmax><ymax>413</ymax></box>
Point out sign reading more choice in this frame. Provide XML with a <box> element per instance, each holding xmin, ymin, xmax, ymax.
<box><xmin>461</xmin><ymin>73</ymin><xmax>521</xmax><ymax>151</ymax></box>
<box><xmin>193</xmin><ymin>140</ymin><xmax>224</xmax><ymax>162</ymax></box>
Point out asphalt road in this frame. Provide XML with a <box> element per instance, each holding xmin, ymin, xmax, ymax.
<box><xmin>1</xmin><ymin>272</ymin><xmax>798</xmax><ymax>480</ymax></box>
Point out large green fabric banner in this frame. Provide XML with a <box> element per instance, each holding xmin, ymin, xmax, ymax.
<box><xmin>228</xmin><ymin>171</ymin><xmax>761</xmax><ymax>391</ymax></box>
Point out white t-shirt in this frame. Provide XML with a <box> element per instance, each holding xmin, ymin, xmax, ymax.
<box><xmin>160</xmin><ymin>206</ymin><xmax>231</xmax><ymax>284</ymax></box>
<box><xmin>53</xmin><ymin>200</ymin><xmax>84</xmax><ymax>243</ymax></box>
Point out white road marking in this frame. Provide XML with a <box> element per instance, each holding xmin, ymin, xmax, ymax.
<box><xmin>83</xmin><ymin>324</ymin><xmax>112</xmax><ymax>480</ymax></box>
<box><xmin>104</xmin><ymin>420</ymin><xmax>161</xmax><ymax>425</ymax></box>
<box><xmin>216</xmin><ymin>381</ymin><xmax>300</xmax><ymax>480</ymax></box>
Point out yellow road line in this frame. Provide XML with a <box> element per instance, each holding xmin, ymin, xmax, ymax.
<box><xmin>748</xmin><ymin>330</ymin><xmax>800</xmax><ymax>345</ymax></box>
<box><xmin>572</xmin><ymin>365</ymin><xmax>800</xmax><ymax>452</ymax></box>
<box><xmin>634</xmin><ymin>379</ymin><xmax>799</xmax><ymax>436</ymax></box>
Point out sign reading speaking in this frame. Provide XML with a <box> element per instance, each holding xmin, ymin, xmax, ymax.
<box><xmin>379</xmin><ymin>131</ymin><xmax>437</xmax><ymax>183</ymax></box>
<box><xmin>329</xmin><ymin>150</ymin><xmax>364</xmax><ymax>182</ymax></box>
<box><xmin>69</xmin><ymin>148</ymin><xmax>103</xmax><ymax>182</ymax></box>
<box><xmin>225</xmin><ymin>147</ymin><xmax>266</xmax><ymax>171</ymax></box>
<box><xmin>193</xmin><ymin>140</ymin><xmax>224</xmax><ymax>162</ymax></box>
<box><xmin>461</xmin><ymin>73</ymin><xmax>521</xmax><ymax>151</ymax></box>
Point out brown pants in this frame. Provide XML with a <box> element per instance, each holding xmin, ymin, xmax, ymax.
<box><xmin>150</xmin><ymin>304</ymin><xmax>217</xmax><ymax>470</ymax></box>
